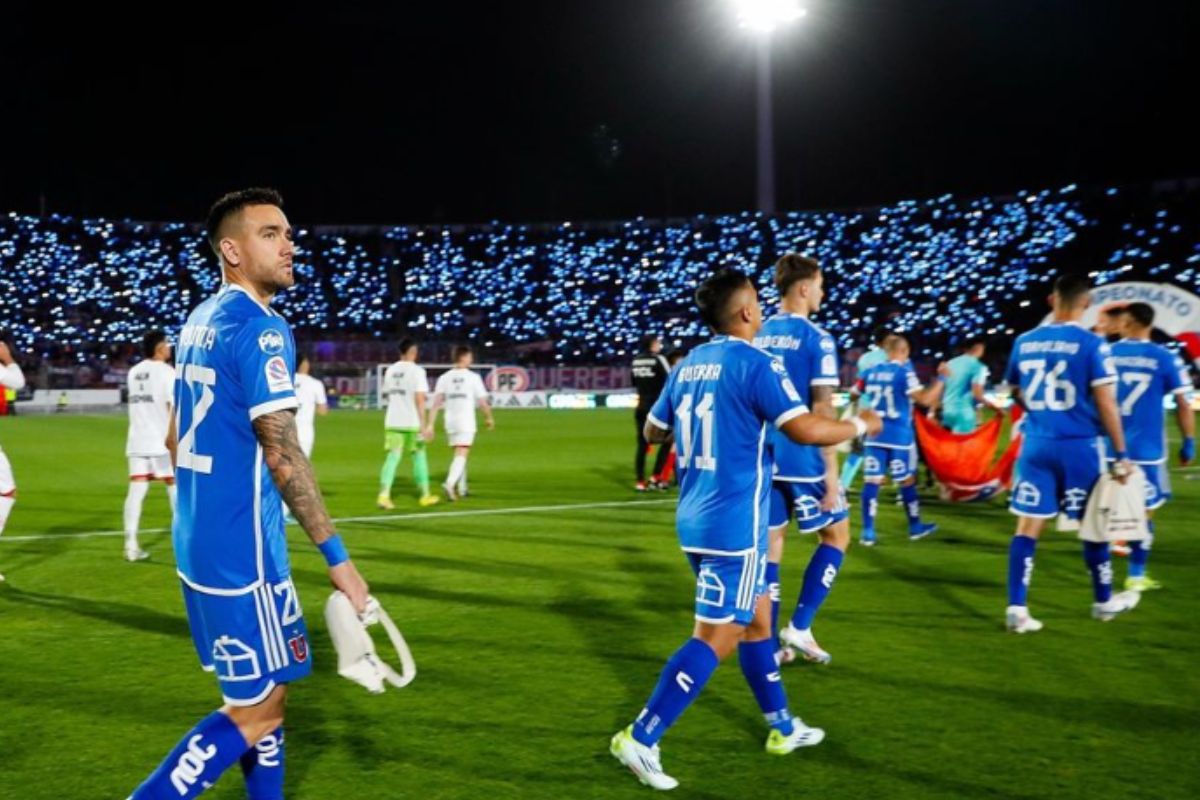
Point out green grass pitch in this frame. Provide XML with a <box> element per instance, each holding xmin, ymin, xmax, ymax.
<box><xmin>1</xmin><ymin>409</ymin><xmax>1197</xmax><ymax>799</ymax></box>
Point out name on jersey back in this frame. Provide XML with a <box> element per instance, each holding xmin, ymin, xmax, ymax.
<box><xmin>676</xmin><ymin>364</ymin><xmax>722</xmax><ymax>383</ymax></box>
<box><xmin>179</xmin><ymin>324</ymin><xmax>217</xmax><ymax>351</ymax></box>
<box><xmin>1019</xmin><ymin>340</ymin><xmax>1081</xmax><ymax>355</ymax></box>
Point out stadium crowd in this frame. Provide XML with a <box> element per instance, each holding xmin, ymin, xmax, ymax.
<box><xmin>4</xmin><ymin>180</ymin><xmax>1198</xmax><ymax>385</ymax></box>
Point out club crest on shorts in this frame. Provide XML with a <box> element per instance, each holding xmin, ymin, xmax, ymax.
<box><xmin>288</xmin><ymin>633</ymin><xmax>309</xmax><ymax>663</ymax></box>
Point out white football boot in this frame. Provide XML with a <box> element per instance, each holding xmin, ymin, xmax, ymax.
<box><xmin>765</xmin><ymin>719</ymin><xmax>826</xmax><ymax>754</ymax></box>
<box><xmin>1092</xmin><ymin>590</ymin><xmax>1140</xmax><ymax>622</ymax></box>
<box><xmin>610</xmin><ymin>726</ymin><xmax>678</xmax><ymax>791</ymax></box>
<box><xmin>779</xmin><ymin>624</ymin><xmax>832</xmax><ymax>664</ymax></box>
<box><xmin>1005</xmin><ymin>605</ymin><xmax>1043</xmax><ymax>634</ymax></box>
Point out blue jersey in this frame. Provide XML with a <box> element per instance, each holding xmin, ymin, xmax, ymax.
<box><xmin>861</xmin><ymin>360</ymin><xmax>921</xmax><ymax>448</ymax></box>
<box><xmin>754</xmin><ymin>313</ymin><xmax>839</xmax><ymax>480</ymax></box>
<box><xmin>173</xmin><ymin>284</ymin><xmax>300</xmax><ymax>593</ymax></box>
<box><xmin>649</xmin><ymin>336</ymin><xmax>807</xmax><ymax>554</ymax></box>
<box><xmin>1110</xmin><ymin>339</ymin><xmax>1191</xmax><ymax>463</ymax></box>
<box><xmin>944</xmin><ymin>354</ymin><xmax>989</xmax><ymax>413</ymax></box>
<box><xmin>1003</xmin><ymin>322</ymin><xmax>1117</xmax><ymax>441</ymax></box>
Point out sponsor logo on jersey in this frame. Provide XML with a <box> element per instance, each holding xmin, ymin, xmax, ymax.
<box><xmin>265</xmin><ymin>356</ymin><xmax>292</xmax><ymax>393</ymax></box>
<box><xmin>820</xmin><ymin>337</ymin><xmax>835</xmax><ymax>353</ymax></box>
<box><xmin>258</xmin><ymin>330</ymin><xmax>286</xmax><ymax>355</ymax></box>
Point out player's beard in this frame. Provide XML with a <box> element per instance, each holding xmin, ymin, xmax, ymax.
<box><xmin>270</xmin><ymin>262</ymin><xmax>296</xmax><ymax>293</ymax></box>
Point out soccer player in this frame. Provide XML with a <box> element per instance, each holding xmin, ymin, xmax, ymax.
<box><xmin>1003</xmin><ymin>274</ymin><xmax>1140</xmax><ymax>634</ymax></box>
<box><xmin>1109</xmin><ymin>302</ymin><xmax>1195</xmax><ymax>591</ymax></box>
<box><xmin>609</xmin><ymin>268</ymin><xmax>881</xmax><ymax>790</ymax></box>
<box><xmin>941</xmin><ymin>337</ymin><xmax>1001</xmax><ymax>433</ymax></box>
<box><xmin>377</xmin><ymin>340</ymin><xmax>439</xmax><ymax>509</ymax></box>
<box><xmin>427</xmin><ymin>345</ymin><xmax>494</xmax><ymax>501</ymax></box>
<box><xmin>127</xmin><ymin>189</ymin><xmax>370</xmax><ymax>799</ymax></box>
<box><xmin>293</xmin><ymin>354</ymin><xmax>327</xmax><ymax>458</ymax></box>
<box><xmin>840</xmin><ymin>325</ymin><xmax>892</xmax><ymax>489</ymax></box>
<box><xmin>858</xmin><ymin>335</ymin><xmax>944</xmax><ymax>545</ymax></box>
<box><xmin>753</xmin><ymin>253</ymin><xmax>848</xmax><ymax>665</ymax></box>
<box><xmin>0</xmin><ymin>338</ymin><xmax>26</xmax><ymax>581</ymax></box>
<box><xmin>631</xmin><ymin>334</ymin><xmax>672</xmax><ymax>491</ymax></box>
<box><xmin>123</xmin><ymin>330</ymin><xmax>177</xmax><ymax>562</ymax></box>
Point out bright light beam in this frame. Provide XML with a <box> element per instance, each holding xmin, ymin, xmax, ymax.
<box><xmin>733</xmin><ymin>0</ymin><xmax>807</xmax><ymax>35</ymax></box>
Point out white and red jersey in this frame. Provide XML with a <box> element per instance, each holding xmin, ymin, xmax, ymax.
<box><xmin>383</xmin><ymin>361</ymin><xmax>429</xmax><ymax>430</ymax></box>
<box><xmin>126</xmin><ymin>359</ymin><xmax>176</xmax><ymax>457</ymax></box>
<box><xmin>433</xmin><ymin>368</ymin><xmax>488</xmax><ymax>433</ymax></box>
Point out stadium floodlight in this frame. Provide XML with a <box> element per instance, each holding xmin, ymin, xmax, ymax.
<box><xmin>730</xmin><ymin>1</ymin><xmax>807</xmax><ymax>214</ymax></box>
<box><xmin>733</xmin><ymin>0</ymin><xmax>806</xmax><ymax>35</ymax></box>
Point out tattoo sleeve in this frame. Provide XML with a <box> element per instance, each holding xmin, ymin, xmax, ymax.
<box><xmin>253</xmin><ymin>409</ymin><xmax>336</xmax><ymax>544</ymax></box>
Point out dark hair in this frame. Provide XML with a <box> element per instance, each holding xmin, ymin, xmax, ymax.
<box><xmin>695</xmin><ymin>268</ymin><xmax>751</xmax><ymax>331</ymax></box>
<box><xmin>666</xmin><ymin>348</ymin><xmax>686</xmax><ymax>366</ymax></box>
<box><xmin>399</xmin><ymin>338</ymin><xmax>418</xmax><ymax>356</ymax></box>
<box><xmin>452</xmin><ymin>345</ymin><xmax>473</xmax><ymax>361</ymax></box>
<box><xmin>962</xmin><ymin>336</ymin><xmax>987</xmax><ymax>352</ymax></box>
<box><xmin>774</xmin><ymin>253</ymin><xmax>820</xmax><ymax>296</ymax></box>
<box><xmin>871</xmin><ymin>325</ymin><xmax>892</xmax><ymax>346</ymax></box>
<box><xmin>639</xmin><ymin>334</ymin><xmax>660</xmax><ymax>351</ymax></box>
<box><xmin>1053</xmin><ymin>273</ymin><xmax>1092</xmax><ymax>306</ymax></box>
<box><xmin>206</xmin><ymin>187</ymin><xmax>285</xmax><ymax>256</ymax></box>
<box><xmin>1100</xmin><ymin>305</ymin><xmax>1127</xmax><ymax>317</ymax></box>
<box><xmin>1125</xmin><ymin>302</ymin><xmax>1155</xmax><ymax>328</ymax></box>
<box><xmin>884</xmin><ymin>334</ymin><xmax>908</xmax><ymax>354</ymax></box>
<box><xmin>142</xmin><ymin>329</ymin><xmax>167</xmax><ymax>358</ymax></box>
<box><xmin>297</xmin><ymin>352</ymin><xmax>311</xmax><ymax>367</ymax></box>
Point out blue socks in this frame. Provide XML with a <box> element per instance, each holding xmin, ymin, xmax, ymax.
<box><xmin>766</xmin><ymin>561</ymin><xmax>782</xmax><ymax>641</ymax></box>
<box><xmin>738</xmin><ymin>639</ymin><xmax>794</xmax><ymax>735</ymax></box>
<box><xmin>900</xmin><ymin>484</ymin><xmax>922</xmax><ymax>532</ymax></box>
<box><xmin>240</xmin><ymin>727</ymin><xmax>285</xmax><ymax>800</ymax></box>
<box><xmin>861</xmin><ymin>482</ymin><xmax>880</xmax><ymax>534</ymax></box>
<box><xmin>632</xmin><ymin>638</ymin><xmax>720</xmax><ymax>747</ymax></box>
<box><xmin>131</xmin><ymin>711</ymin><xmax>249</xmax><ymax>799</ymax></box>
<box><xmin>1129</xmin><ymin>520</ymin><xmax>1154</xmax><ymax>578</ymax></box>
<box><xmin>1008</xmin><ymin>535</ymin><xmax>1038</xmax><ymax>606</ymax></box>
<box><xmin>791</xmin><ymin>544</ymin><xmax>844</xmax><ymax>631</ymax></box>
<box><xmin>1083</xmin><ymin>542</ymin><xmax>1114</xmax><ymax>603</ymax></box>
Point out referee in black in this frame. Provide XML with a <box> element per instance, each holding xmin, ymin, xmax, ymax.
<box><xmin>631</xmin><ymin>334</ymin><xmax>671</xmax><ymax>491</ymax></box>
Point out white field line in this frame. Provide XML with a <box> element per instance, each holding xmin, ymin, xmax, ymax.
<box><xmin>0</xmin><ymin>498</ymin><xmax>676</xmax><ymax>543</ymax></box>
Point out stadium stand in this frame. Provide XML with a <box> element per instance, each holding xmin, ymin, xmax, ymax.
<box><xmin>4</xmin><ymin>180</ymin><xmax>1199</xmax><ymax>385</ymax></box>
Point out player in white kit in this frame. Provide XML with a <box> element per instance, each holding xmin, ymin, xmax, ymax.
<box><xmin>123</xmin><ymin>330</ymin><xmax>177</xmax><ymax>562</ymax></box>
<box><xmin>377</xmin><ymin>340</ymin><xmax>439</xmax><ymax>509</ymax></box>
<box><xmin>0</xmin><ymin>338</ymin><xmax>26</xmax><ymax>581</ymax></box>
<box><xmin>426</xmin><ymin>345</ymin><xmax>494</xmax><ymax>501</ymax></box>
<box><xmin>293</xmin><ymin>355</ymin><xmax>327</xmax><ymax>458</ymax></box>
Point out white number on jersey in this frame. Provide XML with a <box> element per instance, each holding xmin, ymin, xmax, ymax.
<box><xmin>864</xmin><ymin>385</ymin><xmax>900</xmax><ymax>419</ymax></box>
<box><xmin>1020</xmin><ymin>359</ymin><xmax>1076</xmax><ymax>411</ymax></box>
<box><xmin>676</xmin><ymin>393</ymin><xmax>717</xmax><ymax>471</ymax></box>
<box><xmin>1119</xmin><ymin>372</ymin><xmax>1153</xmax><ymax>417</ymax></box>
<box><xmin>177</xmin><ymin>365</ymin><xmax>217</xmax><ymax>474</ymax></box>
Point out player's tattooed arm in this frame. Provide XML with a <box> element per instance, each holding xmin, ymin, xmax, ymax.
<box><xmin>253</xmin><ymin>409</ymin><xmax>336</xmax><ymax>541</ymax></box>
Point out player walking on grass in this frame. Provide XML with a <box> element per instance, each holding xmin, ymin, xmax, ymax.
<box><xmin>609</xmin><ymin>268</ymin><xmax>881</xmax><ymax>791</ymax></box>
<box><xmin>123</xmin><ymin>330</ymin><xmax>177</xmax><ymax>562</ymax></box>
<box><xmin>1003</xmin><ymin>274</ymin><xmax>1140</xmax><ymax>634</ymax></box>
<box><xmin>1107</xmin><ymin>302</ymin><xmax>1195</xmax><ymax>591</ymax></box>
<box><xmin>839</xmin><ymin>325</ymin><xmax>892</xmax><ymax>489</ymax></box>
<box><xmin>941</xmin><ymin>337</ymin><xmax>1001</xmax><ymax>434</ymax></box>
<box><xmin>754</xmin><ymin>254</ymin><xmax>849</xmax><ymax>666</ymax></box>
<box><xmin>0</xmin><ymin>338</ymin><xmax>26</xmax><ymax>581</ymax></box>
<box><xmin>631</xmin><ymin>335</ymin><xmax>672</xmax><ymax>491</ymax></box>
<box><xmin>377</xmin><ymin>339</ymin><xmax>439</xmax><ymax>509</ymax></box>
<box><xmin>427</xmin><ymin>345</ymin><xmax>493</xmax><ymax>501</ymax></box>
<box><xmin>127</xmin><ymin>189</ymin><xmax>369</xmax><ymax>799</ymax></box>
<box><xmin>858</xmin><ymin>335</ymin><xmax>944</xmax><ymax>545</ymax></box>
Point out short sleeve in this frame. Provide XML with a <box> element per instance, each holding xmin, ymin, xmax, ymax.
<box><xmin>1167</xmin><ymin>354</ymin><xmax>1191</xmax><ymax>395</ymax></box>
<box><xmin>157</xmin><ymin>365</ymin><xmax>177</xmax><ymax>405</ymax></box>
<box><xmin>415</xmin><ymin>367</ymin><xmax>430</xmax><ymax>393</ymax></box>
<box><xmin>234</xmin><ymin>317</ymin><xmax>299</xmax><ymax>420</ymax></box>
<box><xmin>647</xmin><ymin>370</ymin><xmax>676</xmax><ymax>430</ymax></box>
<box><xmin>972</xmin><ymin>364</ymin><xmax>990</xmax><ymax>386</ymax></box>
<box><xmin>811</xmin><ymin>332</ymin><xmax>840</xmax><ymax>387</ymax></box>
<box><xmin>754</xmin><ymin>356</ymin><xmax>808</xmax><ymax>429</ymax></box>
<box><xmin>904</xmin><ymin>366</ymin><xmax>922</xmax><ymax>396</ymax></box>
<box><xmin>432</xmin><ymin>373</ymin><xmax>447</xmax><ymax>396</ymax></box>
<box><xmin>473</xmin><ymin>373</ymin><xmax>489</xmax><ymax>402</ymax></box>
<box><xmin>314</xmin><ymin>379</ymin><xmax>328</xmax><ymax>406</ymax></box>
<box><xmin>1089</xmin><ymin>341</ymin><xmax>1118</xmax><ymax>387</ymax></box>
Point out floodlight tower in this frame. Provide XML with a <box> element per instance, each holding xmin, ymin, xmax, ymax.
<box><xmin>733</xmin><ymin>0</ymin><xmax>806</xmax><ymax>215</ymax></box>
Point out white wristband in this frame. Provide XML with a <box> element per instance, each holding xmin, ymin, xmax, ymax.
<box><xmin>850</xmin><ymin>416</ymin><xmax>868</xmax><ymax>438</ymax></box>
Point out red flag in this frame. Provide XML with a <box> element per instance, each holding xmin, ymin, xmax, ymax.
<box><xmin>914</xmin><ymin>407</ymin><xmax>1024</xmax><ymax>502</ymax></box>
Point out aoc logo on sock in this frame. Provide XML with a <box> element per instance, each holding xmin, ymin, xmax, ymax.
<box><xmin>170</xmin><ymin>734</ymin><xmax>218</xmax><ymax>795</ymax></box>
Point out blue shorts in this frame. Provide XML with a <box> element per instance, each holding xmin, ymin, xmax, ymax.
<box><xmin>1010</xmin><ymin>437</ymin><xmax>1104</xmax><ymax>520</ymax></box>
<box><xmin>685</xmin><ymin>539</ymin><xmax>768</xmax><ymax>626</ymax></box>
<box><xmin>942</xmin><ymin>407</ymin><xmax>977</xmax><ymax>434</ymax></box>
<box><xmin>769</xmin><ymin>480</ymin><xmax>850</xmax><ymax>533</ymax></box>
<box><xmin>182</xmin><ymin>577</ymin><xmax>312</xmax><ymax>706</ymax></box>
<box><xmin>864</xmin><ymin>445</ymin><xmax>917</xmax><ymax>483</ymax></box>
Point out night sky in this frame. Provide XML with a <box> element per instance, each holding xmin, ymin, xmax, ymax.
<box><xmin>2</xmin><ymin>1</ymin><xmax>1196</xmax><ymax>225</ymax></box>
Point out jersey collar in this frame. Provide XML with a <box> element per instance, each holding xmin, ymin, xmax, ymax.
<box><xmin>223</xmin><ymin>282</ymin><xmax>278</xmax><ymax>317</ymax></box>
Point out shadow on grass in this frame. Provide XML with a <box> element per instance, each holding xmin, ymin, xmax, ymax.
<box><xmin>0</xmin><ymin>585</ymin><xmax>188</xmax><ymax>639</ymax></box>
